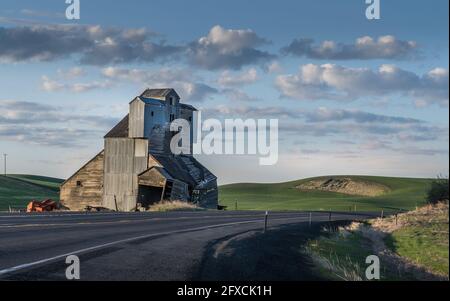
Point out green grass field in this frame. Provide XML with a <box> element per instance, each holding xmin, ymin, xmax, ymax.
<box><xmin>0</xmin><ymin>174</ymin><xmax>434</xmax><ymax>212</ymax></box>
<box><xmin>219</xmin><ymin>176</ymin><xmax>433</xmax><ymax>212</ymax></box>
<box><xmin>0</xmin><ymin>175</ymin><xmax>63</xmax><ymax>211</ymax></box>
<box><xmin>384</xmin><ymin>204</ymin><xmax>449</xmax><ymax>276</ymax></box>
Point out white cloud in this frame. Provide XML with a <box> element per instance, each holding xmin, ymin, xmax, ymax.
<box><xmin>41</xmin><ymin>76</ymin><xmax>113</xmax><ymax>93</ymax></box>
<box><xmin>218</xmin><ymin>68</ymin><xmax>258</xmax><ymax>87</ymax></box>
<box><xmin>186</xmin><ymin>25</ymin><xmax>274</xmax><ymax>70</ymax></box>
<box><xmin>57</xmin><ymin>67</ymin><xmax>85</xmax><ymax>79</ymax></box>
<box><xmin>102</xmin><ymin>67</ymin><xmax>217</xmax><ymax>101</ymax></box>
<box><xmin>276</xmin><ymin>64</ymin><xmax>449</xmax><ymax>106</ymax></box>
<box><xmin>0</xmin><ymin>24</ymin><xmax>181</xmax><ymax>65</ymax></box>
<box><xmin>0</xmin><ymin>99</ymin><xmax>118</xmax><ymax>147</ymax></box>
<box><xmin>282</xmin><ymin>35</ymin><xmax>418</xmax><ymax>60</ymax></box>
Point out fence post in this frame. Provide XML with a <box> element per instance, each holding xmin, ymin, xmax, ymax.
<box><xmin>235</xmin><ymin>201</ymin><xmax>238</xmax><ymax>211</ymax></box>
<box><xmin>309</xmin><ymin>212</ymin><xmax>312</xmax><ymax>227</ymax></box>
<box><xmin>264</xmin><ymin>211</ymin><xmax>269</xmax><ymax>233</ymax></box>
<box><xmin>114</xmin><ymin>195</ymin><xmax>119</xmax><ymax>212</ymax></box>
<box><xmin>381</xmin><ymin>209</ymin><xmax>384</xmax><ymax>219</ymax></box>
<box><xmin>395</xmin><ymin>214</ymin><xmax>398</xmax><ymax>226</ymax></box>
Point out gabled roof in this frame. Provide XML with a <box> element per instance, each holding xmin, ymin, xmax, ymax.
<box><xmin>150</xmin><ymin>153</ymin><xmax>217</xmax><ymax>188</ymax></box>
<box><xmin>151</xmin><ymin>154</ymin><xmax>197</xmax><ymax>187</ymax></box>
<box><xmin>104</xmin><ymin>115</ymin><xmax>129</xmax><ymax>138</ymax></box>
<box><xmin>61</xmin><ymin>150</ymin><xmax>104</xmax><ymax>186</ymax></box>
<box><xmin>140</xmin><ymin>88</ymin><xmax>180</xmax><ymax>99</ymax></box>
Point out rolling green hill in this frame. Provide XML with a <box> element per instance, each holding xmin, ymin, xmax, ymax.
<box><xmin>219</xmin><ymin>176</ymin><xmax>433</xmax><ymax>212</ymax></box>
<box><xmin>0</xmin><ymin>174</ymin><xmax>434</xmax><ymax>212</ymax></box>
<box><xmin>0</xmin><ymin>175</ymin><xmax>63</xmax><ymax>211</ymax></box>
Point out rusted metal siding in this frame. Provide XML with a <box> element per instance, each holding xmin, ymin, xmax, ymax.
<box><xmin>103</xmin><ymin>138</ymin><xmax>149</xmax><ymax>211</ymax></box>
<box><xmin>60</xmin><ymin>151</ymin><xmax>104</xmax><ymax>211</ymax></box>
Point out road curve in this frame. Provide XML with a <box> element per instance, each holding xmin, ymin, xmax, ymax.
<box><xmin>0</xmin><ymin>210</ymin><xmax>376</xmax><ymax>280</ymax></box>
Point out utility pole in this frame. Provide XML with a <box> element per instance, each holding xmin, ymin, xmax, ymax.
<box><xmin>3</xmin><ymin>154</ymin><xmax>7</xmax><ymax>177</ymax></box>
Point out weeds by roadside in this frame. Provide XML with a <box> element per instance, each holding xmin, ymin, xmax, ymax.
<box><xmin>304</xmin><ymin>203</ymin><xmax>449</xmax><ymax>281</ymax></box>
<box><xmin>147</xmin><ymin>200</ymin><xmax>205</xmax><ymax>212</ymax></box>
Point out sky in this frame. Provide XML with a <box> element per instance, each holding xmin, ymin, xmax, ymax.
<box><xmin>0</xmin><ymin>0</ymin><xmax>448</xmax><ymax>184</ymax></box>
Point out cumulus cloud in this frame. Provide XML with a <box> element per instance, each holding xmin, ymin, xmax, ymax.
<box><xmin>41</xmin><ymin>75</ymin><xmax>113</xmax><ymax>93</ymax></box>
<box><xmin>186</xmin><ymin>25</ymin><xmax>275</xmax><ymax>70</ymax></box>
<box><xmin>202</xmin><ymin>104</ymin><xmax>447</xmax><ymax>152</ymax></box>
<box><xmin>282</xmin><ymin>35</ymin><xmax>418</xmax><ymax>60</ymax></box>
<box><xmin>0</xmin><ymin>99</ymin><xmax>116</xmax><ymax>127</ymax></box>
<box><xmin>275</xmin><ymin>64</ymin><xmax>449</xmax><ymax>106</ymax></box>
<box><xmin>0</xmin><ymin>24</ymin><xmax>182</xmax><ymax>65</ymax></box>
<box><xmin>218</xmin><ymin>68</ymin><xmax>258</xmax><ymax>87</ymax></box>
<box><xmin>102</xmin><ymin>67</ymin><xmax>218</xmax><ymax>101</ymax></box>
<box><xmin>221</xmin><ymin>88</ymin><xmax>260</xmax><ymax>102</ymax></box>
<box><xmin>0</xmin><ymin>99</ymin><xmax>119</xmax><ymax>147</ymax></box>
<box><xmin>0</xmin><ymin>24</ymin><xmax>275</xmax><ymax>69</ymax></box>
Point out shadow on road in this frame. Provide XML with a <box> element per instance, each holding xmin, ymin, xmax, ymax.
<box><xmin>195</xmin><ymin>220</ymin><xmax>353</xmax><ymax>281</ymax></box>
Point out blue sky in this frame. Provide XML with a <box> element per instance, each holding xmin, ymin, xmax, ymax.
<box><xmin>0</xmin><ymin>0</ymin><xmax>448</xmax><ymax>184</ymax></box>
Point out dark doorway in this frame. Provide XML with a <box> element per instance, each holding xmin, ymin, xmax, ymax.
<box><xmin>138</xmin><ymin>185</ymin><xmax>163</xmax><ymax>208</ymax></box>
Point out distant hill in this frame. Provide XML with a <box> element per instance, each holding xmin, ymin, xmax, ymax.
<box><xmin>219</xmin><ymin>176</ymin><xmax>433</xmax><ymax>212</ymax></box>
<box><xmin>0</xmin><ymin>175</ymin><xmax>64</xmax><ymax>211</ymax></box>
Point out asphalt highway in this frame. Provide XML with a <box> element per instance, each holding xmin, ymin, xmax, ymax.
<box><xmin>0</xmin><ymin>210</ymin><xmax>377</xmax><ymax>280</ymax></box>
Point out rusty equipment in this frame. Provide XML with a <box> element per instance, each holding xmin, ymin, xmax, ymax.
<box><xmin>27</xmin><ymin>199</ymin><xmax>58</xmax><ymax>213</ymax></box>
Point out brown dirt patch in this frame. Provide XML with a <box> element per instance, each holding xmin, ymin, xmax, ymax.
<box><xmin>296</xmin><ymin>177</ymin><xmax>390</xmax><ymax>197</ymax></box>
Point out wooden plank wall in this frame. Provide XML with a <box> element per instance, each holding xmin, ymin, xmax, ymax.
<box><xmin>60</xmin><ymin>151</ymin><xmax>104</xmax><ymax>211</ymax></box>
<box><xmin>170</xmin><ymin>180</ymin><xmax>189</xmax><ymax>201</ymax></box>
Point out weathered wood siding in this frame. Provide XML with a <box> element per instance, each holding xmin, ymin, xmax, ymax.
<box><xmin>139</xmin><ymin>168</ymin><xmax>166</xmax><ymax>187</ymax></box>
<box><xmin>60</xmin><ymin>151</ymin><xmax>104</xmax><ymax>211</ymax></box>
<box><xmin>103</xmin><ymin>138</ymin><xmax>148</xmax><ymax>211</ymax></box>
<box><xmin>196</xmin><ymin>179</ymin><xmax>218</xmax><ymax>209</ymax></box>
<box><xmin>129</xmin><ymin>98</ymin><xmax>145</xmax><ymax>138</ymax></box>
<box><xmin>170</xmin><ymin>180</ymin><xmax>189</xmax><ymax>201</ymax></box>
<box><xmin>148</xmin><ymin>154</ymin><xmax>163</xmax><ymax>168</ymax></box>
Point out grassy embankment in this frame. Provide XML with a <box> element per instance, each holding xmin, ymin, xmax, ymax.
<box><xmin>304</xmin><ymin>203</ymin><xmax>449</xmax><ymax>281</ymax></box>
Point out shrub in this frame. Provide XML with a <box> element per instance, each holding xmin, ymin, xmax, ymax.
<box><xmin>426</xmin><ymin>177</ymin><xmax>449</xmax><ymax>205</ymax></box>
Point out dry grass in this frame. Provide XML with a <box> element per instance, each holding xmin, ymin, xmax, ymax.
<box><xmin>147</xmin><ymin>200</ymin><xmax>203</xmax><ymax>212</ymax></box>
<box><xmin>296</xmin><ymin>177</ymin><xmax>390</xmax><ymax>197</ymax></box>
<box><xmin>304</xmin><ymin>203</ymin><xmax>449</xmax><ymax>281</ymax></box>
<box><xmin>371</xmin><ymin>202</ymin><xmax>449</xmax><ymax>233</ymax></box>
<box><xmin>370</xmin><ymin>202</ymin><xmax>449</xmax><ymax>279</ymax></box>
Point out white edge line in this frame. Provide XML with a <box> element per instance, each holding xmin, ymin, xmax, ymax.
<box><xmin>0</xmin><ymin>215</ymin><xmax>334</xmax><ymax>277</ymax></box>
<box><xmin>0</xmin><ymin>220</ymin><xmax>262</xmax><ymax>276</ymax></box>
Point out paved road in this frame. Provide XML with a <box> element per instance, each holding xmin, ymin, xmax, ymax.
<box><xmin>0</xmin><ymin>210</ymin><xmax>377</xmax><ymax>280</ymax></box>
